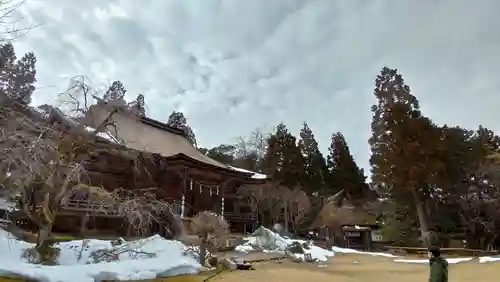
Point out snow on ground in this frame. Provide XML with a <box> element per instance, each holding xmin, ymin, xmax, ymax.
<box><xmin>228</xmin><ymin>166</ymin><xmax>267</xmax><ymax>179</ymax></box>
<box><xmin>0</xmin><ymin>229</ymin><xmax>201</xmax><ymax>282</ymax></box>
<box><xmin>0</xmin><ymin>198</ymin><xmax>17</xmax><ymax>212</ymax></box>
<box><xmin>479</xmin><ymin>256</ymin><xmax>500</xmax><ymax>263</ymax></box>
<box><xmin>393</xmin><ymin>257</ymin><xmax>474</xmax><ymax>264</ymax></box>
<box><xmin>331</xmin><ymin>246</ymin><xmax>397</xmax><ymax>258</ymax></box>
<box><xmin>234</xmin><ymin>227</ymin><xmax>500</xmax><ymax>265</ymax></box>
<box><xmin>235</xmin><ymin>227</ymin><xmax>334</xmax><ymax>262</ymax></box>
<box><xmin>84</xmin><ymin>126</ymin><xmax>122</xmax><ymax>144</ymax></box>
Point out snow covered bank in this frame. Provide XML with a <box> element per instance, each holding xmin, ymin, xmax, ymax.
<box><xmin>393</xmin><ymin>257</ymin><xmax>474</xmax><ymax>264</ymax></box>
<box><xmin>479</xmin><ymin>256</ymin><xmax>500</xmax><ymax>263</ymax></box>
<box><xmin>331</xmin><ymin>246</ymin><xmax>398</xmax><ymax>258</ymax></box>
<box><xmin>0</xmin><ymin>229</ymin><xmax>201</xmax><ymax>282</ymax></box>
<box><xmin>228</xmin><ymin>166</ymin><xmax>267</xmax><ymax>180</ymax></box>
<box><xmin>234</xmin><ymin>227</ymin><xmax>500</xmax><ymax>266</ymax></box>
<box><xmin>235</xmin><ymin>227</ymin><xmax>334</xmax><ymax>262</ymax></box>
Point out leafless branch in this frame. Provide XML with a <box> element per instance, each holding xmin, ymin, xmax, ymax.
<box><xmin>117</xmin><ymin>188</ymin><xmax>183</xmax><ymax>238</ymax></box>
<box><xmin>0</xmin><ymin>0</ymin><xmax>40</xmax><ymax>42</ymax></box>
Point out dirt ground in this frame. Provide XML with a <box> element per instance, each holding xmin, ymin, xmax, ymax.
<box><xmin>202</xmin><ymin>254</ymin><xmax>498</xmax><ymax>282</ymax></box>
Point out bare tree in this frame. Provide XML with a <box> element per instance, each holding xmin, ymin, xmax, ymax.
<box><xmin>0</xmin><ymin>0</ymin><xmax>38</xmax><ymax>41</ymax></box>
<box><xmin>233</xmin><ymin>127</ymin><xmax>271</xmax><ymax>169</ymax></box>
<box><xmin>117</xmin><ymin>188</ymin><xmax>182</xmax><ymax>238</ymax></box>
<box><xmin>454</xmin><ymin>155</ymin><xmax>500</xmax><ymax>250</ymax></box>
<box><xmin>0</xmin><ymin>77</ymin><xmax>179</xmax><ymax>263</ymax></box>
<box><xmin>283</xmin><ymin>188</ymin><xmax>311</xmax><ymax>232</ymax></box>
<box><xmin>57</xmin><ymin>76</ymin><xmax>119</xmax><ymax>133</ymax></box>
<box><xmin>0</xmin><ymin>100</ymin><xmax>104</xmax><ymax>252</ymax></box>
<box><xmin>240</xmin><ymin>182</ymin><xmax>310</xmax><ymax>232</ymax></box>
<box><xmin>183</xmin><ymin>211</ymin><xmax>229</xmax><ymax>265</ymax></box>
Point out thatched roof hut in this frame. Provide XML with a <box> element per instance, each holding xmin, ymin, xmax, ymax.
<box><xmin>309</xmin><ymin>190</ymin><xmax>379</xmax><ymax>230</ymax></box>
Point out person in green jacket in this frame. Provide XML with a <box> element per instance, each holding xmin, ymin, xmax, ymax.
<box><xmin>428</xmin><ymin>246</ymin><xmax>448</xmax><ymax>282</ymax></box>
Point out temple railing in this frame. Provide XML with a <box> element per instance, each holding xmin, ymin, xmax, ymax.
<box><xmin>61</xmin><ymin>200</ymin><xmax>122</xmax><ymax>216</ymax></box>
<box><xmin>223</xmin><ymin>212</ymin><xmax>257</xmax><ymax>222</ymax></box>
<box><xmin>59</xmin><ymin>199</ymin><xmax>183</xmax><ymax>217</ymax></box>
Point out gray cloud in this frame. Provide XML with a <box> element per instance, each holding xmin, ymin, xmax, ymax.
<box><xmin>13</xmin><ymin>0</ymin><xmax>500</xmax><ymax>173</ymax></box>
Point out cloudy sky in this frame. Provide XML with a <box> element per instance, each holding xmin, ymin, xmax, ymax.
<box><xmin>11</xmin><ymin>0</ymin><xmax>500</xmax><ymax>173</ymax></box>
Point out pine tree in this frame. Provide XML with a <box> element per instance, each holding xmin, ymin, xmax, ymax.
<box><xmin>369</xmin><ymin>67</ymin><xmax>444</xmax><ymax>245</ymax></box>
<box><xmin>128</xmin><ymin>93</ymin><xmax>146</xmax><ymax>116</ymax></box>
<box><xmin>200</xmin><ymin>144</ymin><xmax>236</xmax><ymax>164</ymax></box>
<box><xmin>328</xmin><ymin>132</ymin><xmax>371</xmax><ymax>202</ymax></box>
<box><xmin>167</xmin><ymin>111</ymin><xmax>197</xmax><ymax>146</ymax></box>
<box><xmin>0</xmin><ymin>43</ymin><xmax>36</xmax><ymax>105</ymax></box>
<box><xmin>103</xmin><ymin>80</ymin><xmax>127</xmax><ymax>105</ymax></box>
<box><xmin>298</xmin><ymin>122</ymin><xmax>328</xmax><ymax>196</ymax></box>
<box><xmin>263</xmin><ymin>122</ymin><xmax>304</xmax><ymax>188</ymax></box>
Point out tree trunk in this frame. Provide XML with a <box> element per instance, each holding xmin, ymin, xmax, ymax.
<box><xmin>35</xmin><ymin>224</ymin><xmax>52</xmax><ymax>250</ymax></box>
<box><xmin>35</xmin><ymin>223</ymin><xmax>56</xmax><ymax>264</ymax></box>
<box><xmin>79</xmin><ymin>214</ymin><xmax>89</xmax><ymax>236</ymax></box>
<box><xmin>199</xmin><ymin>235</ymin><xmax>207</xmax><ymax>266</ymax></box>
<box><xmin>284</xmin><ymin>202</ymin><xmax>289</xmax><ymax>232</ymax></box>
<box><xmin>412</xmin><ymin>188</ymin><xmax>431</xmax><ymax>246</ymax></box>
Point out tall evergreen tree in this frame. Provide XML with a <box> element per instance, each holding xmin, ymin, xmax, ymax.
<box><xmin>328</xmin><ymin>132</ymin><xmax>371</xmax><ymax>202</ymax></box>
<box><xmin>298</xmin><ymin>122</ymin><xmax>328</xmax><ymax>196</ymax></box>
<box><xmin>263</xmin><ymin>122</ymin><xmax>304</xmax><ymax>188</ymax></box>
<box><xmin>199</xmin><ymin>144</ymin><xmax>236</xmax><ymax>164</ymax></box>
<box><xmin>103</xmin><ymin>80</ymin><xmax>127</xmax><ymax>105</ymax></box>
<box><xmin>369</xmin><ymin>67</ymin><xmax>444</xmax><ymax>244</ymax></box>
<box><xmin>0</xmin><ymin>43</ymin><xmax>36</xmax><ymax>105</ymax></box>
<box><xmin>167</xmin><ymin>111</ymin><xmax>197</xmax><ymax>146</ymax></box>
<box><xmin>128</xmin><ymin>93</ymin><xmax>146</xmax><ymax>116</ymax></box>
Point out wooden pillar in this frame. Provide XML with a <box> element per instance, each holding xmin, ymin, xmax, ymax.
<box><xmin>79</xmin><ymin>214</ymin><xmax>89</xmax><ymax>236</ymax></box>
<box><xmin>181</xmin><ymin>168</ymin><xmax>187</xmax><ymax>218</ymax></box>
<box><xmin>220</xmin><ymin>181</ymin><xmax>225</xmax><ymax>219</ymax></box>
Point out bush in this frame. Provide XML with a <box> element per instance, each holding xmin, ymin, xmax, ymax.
<box><xmin>21</xmin><ymin>244</ymin><xmax>61</xmax><ymax>265</ymax></box>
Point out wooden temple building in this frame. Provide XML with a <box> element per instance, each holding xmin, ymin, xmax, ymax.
<box><xmin>7</xmin><ymin>101</ymin><xmax>268</xmax><ymax>238</ymax></box>
<box><xmin>89</xmin><ymin>102</ymin><xmax>268</xmax><ymax>233</ymax></box>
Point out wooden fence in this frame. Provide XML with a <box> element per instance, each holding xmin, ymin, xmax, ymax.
<box><xmin>384</xmin><ymin>245</ymin><xmax>499</xmax><ymax>256</ymax></box>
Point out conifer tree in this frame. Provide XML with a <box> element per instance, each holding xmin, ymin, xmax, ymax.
<box><xmin>263</xmin><ymin>122</ymin><xmax>304</xmax><ymax>187</ymax></box>
<box><xmin>328</xmin><ymin>132</ymin><xmax>371</xmax><ymax>202</ymax></box>
<box><xmin>298</xmin><ymin>122</ymin><xmax>328</xmax><ymax>196</ymax></box>
<box><xmin>369</xmin><ymin>67</ymin><xmax>444</xmax><ymax>245</ymax></box>
<box><xmin>103</xmin><ymin>80</ymin><xmax>127</xmax><ymax>105</ymax></box>
<box><xmin>0</xmin><ymin>43</ymin><xmax>36</xmax><ymax>105</ymax></box>
<box><xmin>167</xmin><ymin>111</ymin><xmax>197</xmax><ymax>146</ymax></box>
<box><xmin>200</xmin><ymin>144</ymin><xmax>237</xmax><ymax>165</ymax></box>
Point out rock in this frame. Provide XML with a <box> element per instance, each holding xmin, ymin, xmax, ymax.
<box><xmin>286</xmin><ymin>241</ymin><xmax>305</xmax><ymax>254</ymax></box>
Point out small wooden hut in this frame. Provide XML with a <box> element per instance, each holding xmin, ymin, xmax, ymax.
<box><xmin>309</xmin><ymin>190</ymin><xmax>380</xmax><ymax>250</ymax></box>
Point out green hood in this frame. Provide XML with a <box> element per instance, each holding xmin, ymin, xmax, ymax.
<box><xmin>430</xmin><ymin>256</ymin><xmax>448</xmax><ymax>267</ymax></box>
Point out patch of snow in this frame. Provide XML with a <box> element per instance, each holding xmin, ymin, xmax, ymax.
<box><xmin>479</xmin><ymin>256</ymin><xmax>500</xmax><ymax>263</ymax></box>
<box><xmin>234</xmin><ymin>244</ymin><xmax>254</xmax><ymax>253</ymax></box>
<box><xmin>293</xmin><ymin>244</ymin><xmax>335</xmax><ymax>262</ymax></box>
<box><xmin>331</xmin><ymin>246</ymin><xmax>398</xmax><ymax>258</ymax></box>
<box><xmin>0</xmin><ymin>198</ymin><xmax>17</xmax><ymax>212</ymax></box>
<box><xmin>393</xmin><ymin>257</ymin><xmax>473</xmax><ymax>264</ymax></box>
<box><xmin>235</xmin><ymin>227</ymin><xmax>500</xmax><ymax>266</ymax></box>
<box><xmin>235</xmin><ymin>227</ymin><xmax>334</xmax><ymax>262</ymax></box>
<box><xmin>84</xmin><ymin>126</ymin><xmax>121</xmax><ymax>144</ymax></box>
<box><xmin>228</xmin><ymin>166</ymin><xmax>267</xmax><ymax>179</ymax></box>
<box><xmin>0</xmin><ymin>229</ymin><xmax>201</xmax><ymax>282</ymax></box>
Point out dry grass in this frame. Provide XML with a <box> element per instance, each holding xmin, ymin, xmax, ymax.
<box><xmin>0</xmin><ymin>254</ymin><xmax>497</xmax><ymax>282</ymax></box>
<box><xmin>199</xmin><ymin>254</ymin><xmax>498</xmax><ymax>282</ymax></box>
